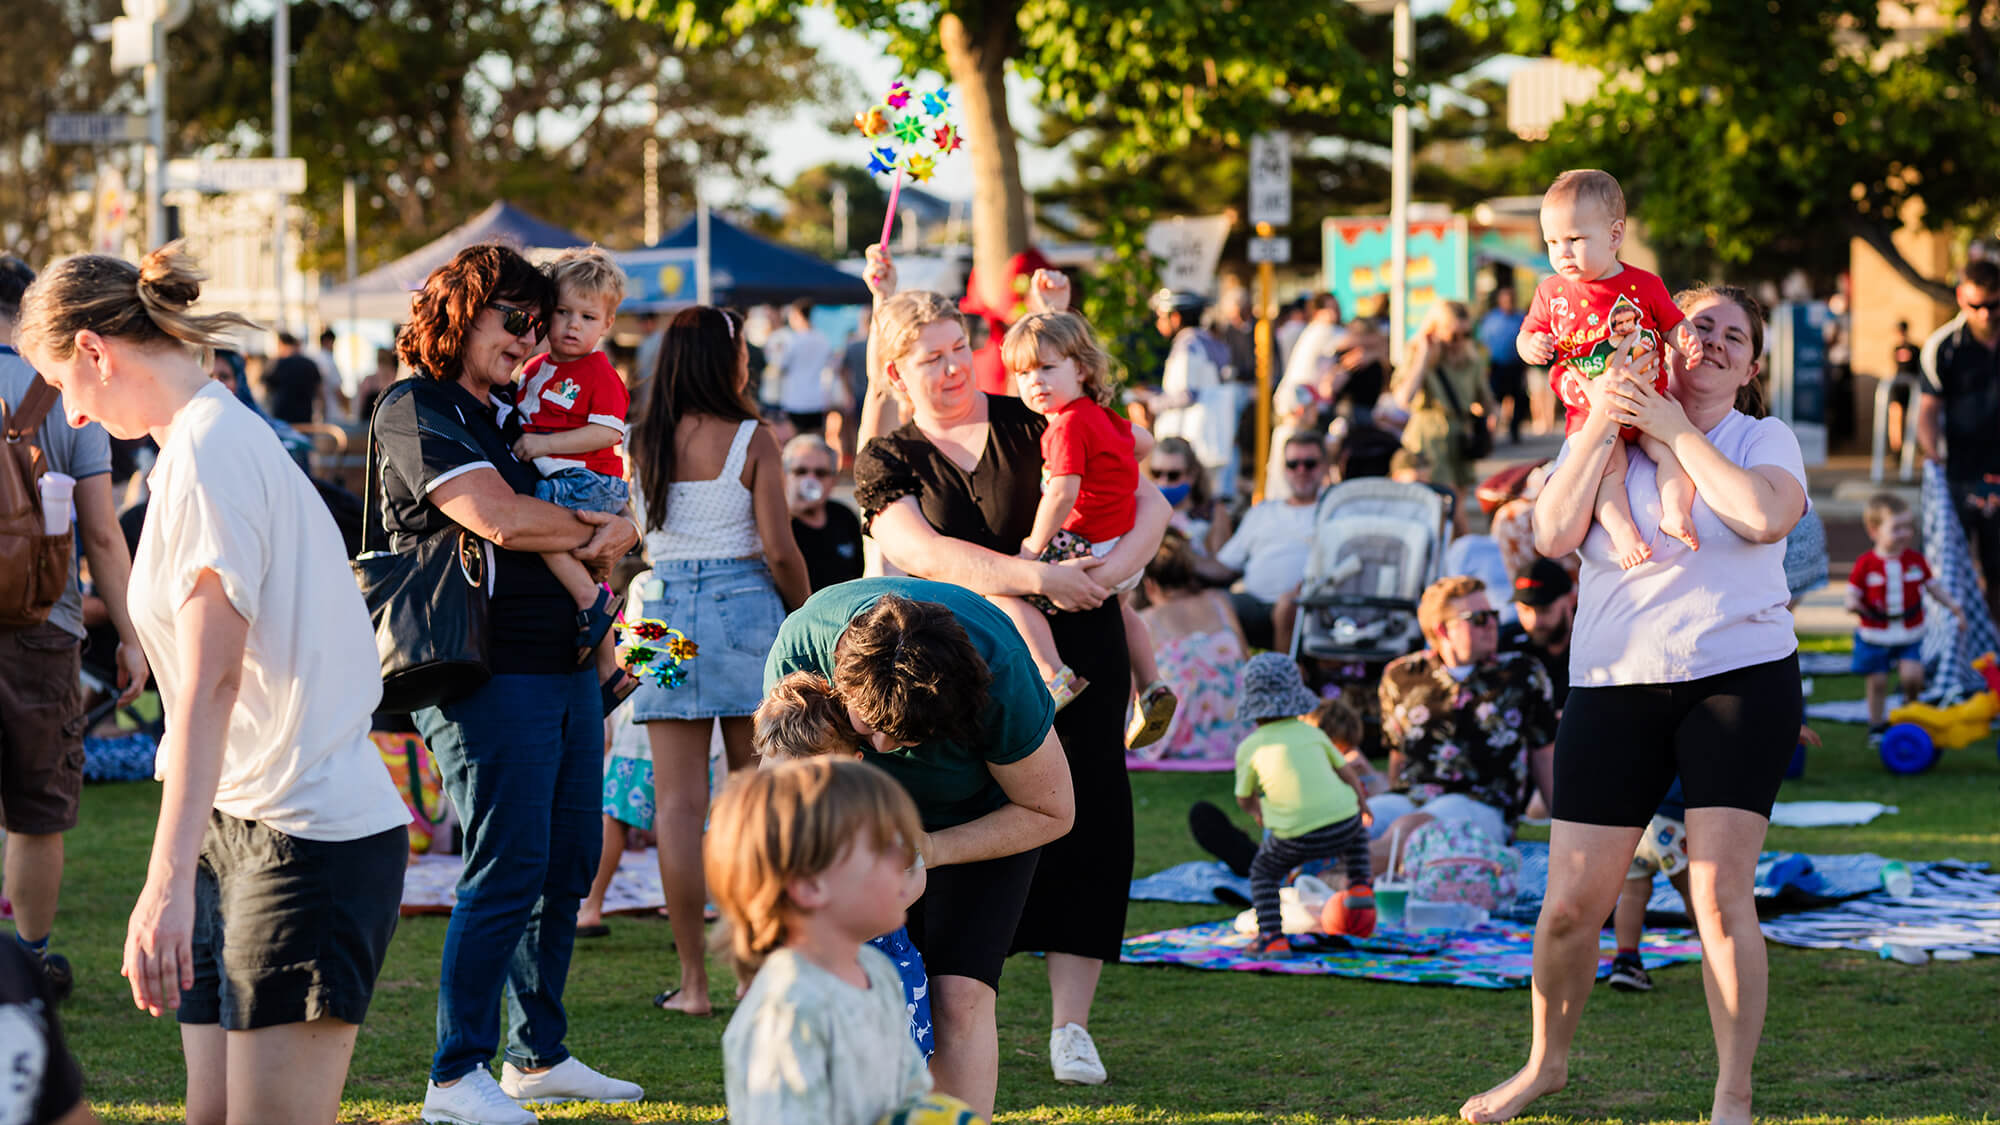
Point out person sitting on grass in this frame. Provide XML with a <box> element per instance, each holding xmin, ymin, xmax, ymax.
<box><xmin>1604</xmin><ymin>778</ymin><xmax>1697</xmax><ymax>994</ymax></box>
<box><xmin>1847</xmin><ymin>491</ymin><xmax>1963</xmax><ymax>746</ymax></box>
<box><xmin>710</xmin><ymin>757</ymin><xmax>933</xmax><ymax>1125</ymax></box>
<box><xmin>1233</xmin><ymin>653</ymin><xmax>1375</xmax><ymax>955</ymax></box>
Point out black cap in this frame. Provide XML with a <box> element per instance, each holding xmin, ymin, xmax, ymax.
<box><xmin>1511</xmin><ymin>558</ymin><xmax>1574</xmax><ymax>607</ymax></box>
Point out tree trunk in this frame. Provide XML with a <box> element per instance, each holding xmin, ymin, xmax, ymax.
<box><xmin>940</xmin><ymin>5</ymin><xmax>1029</xmax><ymax>316</ymax></box>
<box><xmin>1845</xmin><ymin>216</ymin><xmax>1956</xmax><ymax>305</ymax></box>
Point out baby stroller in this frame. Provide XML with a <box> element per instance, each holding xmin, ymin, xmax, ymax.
<box><xmin>1290</xmin><ymin>478</ymin><xmax>1455</xmax><ymax>663</ymax></box>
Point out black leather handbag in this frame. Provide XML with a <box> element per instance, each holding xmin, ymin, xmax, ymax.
<box><xmin>351</xmin><ymin>389</ymin><xmax>493</xmax><ymax>714</ymax></box>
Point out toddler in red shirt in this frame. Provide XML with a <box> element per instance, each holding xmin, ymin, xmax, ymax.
<box><xmin>1517</xmin><ymin>170</ymin><xmax>1703</xmax><ymax>569</ymax></box>
<box><xmin>512</xmin><ymin>247</ymin><xmax>632</xmax><ymax>674</ymax></box>
<box><xmin>1846</xmin><ymin>492</ymin><xmax>1964</xmax><ymax>741</ymax></box>
<box><xmin>995</xmin><ymin>302</ymin><xmax>1177</xmax><ymax>745</ymax></box>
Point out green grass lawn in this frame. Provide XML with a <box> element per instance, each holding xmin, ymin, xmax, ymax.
<box><xmin>40</xmin><ymin>669</ymin><xmax>2000</xmax><ymax>1123</ymax></box>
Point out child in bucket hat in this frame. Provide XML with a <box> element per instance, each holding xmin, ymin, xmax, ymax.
<box><xmin>1232</xmin><ymin>653</ymin><xmax>1376</xmax><ymax>955</ymax></box>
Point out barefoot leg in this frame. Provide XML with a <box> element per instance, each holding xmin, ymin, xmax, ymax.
<box><xmin>1684</xmin><ymin>807</ymin><xmax>1774</xmax><ymax>1125</ymax></box>
<box><xmin>1459</xmin><ymin>819</ymin><xmax>1642</xmax><ymax>1123</ymax></box>
<box><xmin>1645</xmin><ymin>437</ymin><xmax>1700</xmax><ymax>550</ymax></box>
<box><xmin>992</xmin><ymin>593</ymin><xmax>1066</xmax><ymax>682</ymax></box>
<box><xmin>1593</xmin><ymin>441</ymin><xmax>1651</xmax><ymax>569</ymax></box>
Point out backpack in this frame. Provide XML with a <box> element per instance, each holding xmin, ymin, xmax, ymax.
<box><xmin>0</xmin><ymin>376</ymin><xmax>72</xmax><ymax>628</ymax></box>
<box><xmin>1400</xmin><ymin>819</ymin><xmax>1521</xmax><ymax>912</ymax></box>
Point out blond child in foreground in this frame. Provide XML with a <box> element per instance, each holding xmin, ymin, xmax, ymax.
<box><xmin>1517</xmin><ymin>170</ymin><xmax>1703</xmax><ymax>570</ymax></box>
<box><xmin>711</xmin><ymin>757</ymin><xmax>932</xmax><ymax>1125</ymax></box>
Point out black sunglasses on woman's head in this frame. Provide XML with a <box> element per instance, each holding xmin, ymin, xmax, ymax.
<box><xmin>487</xmin><ymin>302</ymin><xmax>546</xmax><ymax>341</ymax></box>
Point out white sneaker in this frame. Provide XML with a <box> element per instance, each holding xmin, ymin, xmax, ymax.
<box><xmin>422</xmin><ymin>1069</ymin><xmax>537</xmax><ymax>1125</ymax></box>
<box><xmin>1049</xmin><ymin>1022</ymin><xmax>1107</xmax><ymax>1085</ymax></box>
<box><xmin>499</xmin><ymin>1057</ymin><xmax>644</xmax><ymax>1105</ymax></box>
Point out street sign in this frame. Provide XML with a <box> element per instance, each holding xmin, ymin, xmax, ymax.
<box><xmin>1145</xmin><ymin>214</ymin><xmax>1232</xmax><ymax>295</ymax></box>
<box><xmin>1248</xmin><ymin>132</ymin><xmax>1292</xmax><ymax>228</ymax></box>
<box><xmin>1248</xmin><ymin>236</ymin><xmax>1292</xmax><ymax>265</ymax></box>
<box><xmin>165</xmin><ymin>158</ymin><xmax>307</xmax><ymax>194</ymax></box>
<box><xmin>47</xmin><ymin>113</ymin><xmax>148</xmax><ymax>145</ymax></box>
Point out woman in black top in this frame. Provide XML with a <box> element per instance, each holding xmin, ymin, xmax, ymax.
<box><xmin>852</xmin><ymin>247</ymin><xmax>1170</xmax><ymax>1100</ymax></box>
<box><xmin>370</xmin><ymin>243</ymin><xmax>643</xmax><ymax>1115</ymax></box>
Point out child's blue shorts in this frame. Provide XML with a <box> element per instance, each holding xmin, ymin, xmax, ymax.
<box><xmin>868</xmin><ymin>926</ymin><xmax>934</xmax><ymax>1060</ymax></box>
<box><xmin>534</xmin><ymin>466</ymin><xmax>629</xmax><ymax>514</ymax></box>
<box><xmin>1852</xmin><ymin>634</ymin><xmax>1921</xmax><ymax>676</ymax></box>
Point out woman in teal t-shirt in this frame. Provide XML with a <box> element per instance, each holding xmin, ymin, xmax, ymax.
<box><xmin>763</xmin><ymin>576</ymin><xmax>1073</xmax><ymax>1118</ymax></box>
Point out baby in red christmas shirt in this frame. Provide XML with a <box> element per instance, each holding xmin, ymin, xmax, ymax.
<box><xmin>1517</xmin><ymin>170</ymin><xmax>1703</xmax><ymax>569</ymax></box>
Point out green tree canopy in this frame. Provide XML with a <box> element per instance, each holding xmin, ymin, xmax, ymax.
<box><xmin>1</xmin><ymin>0</ymin><xmax>129</xmax><ymax>265</ymax></box>
<box><xmin>1457</xmin><ymin>0</ymin><xmax>1999</xmax><ymax>296</ymax></box>
<box><xmin>169</xmin><ymin>0</ymin><xmax>842</xmax><ymax>272</ymax></box>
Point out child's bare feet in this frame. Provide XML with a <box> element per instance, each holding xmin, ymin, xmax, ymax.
<box><xmin>1660</xmin><ymin>510</ymin><xmax>1700</xmax><ymax>551</ymax></box>
<box><xmin>1458</xmin><ymin>1061</ymin><xmax>1568</xmax><ymax>1123</ymax></box>
<box><xmin>1612</xmin><ymin>531</ymin><xmax>1652</xmax><ymax>570</ymax></box>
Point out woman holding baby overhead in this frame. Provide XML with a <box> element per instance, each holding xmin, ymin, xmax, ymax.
<box><xmin>1459</xmin><ymin>272</ymin><xmax>1807</xmax><ymax>1125</ymax></box>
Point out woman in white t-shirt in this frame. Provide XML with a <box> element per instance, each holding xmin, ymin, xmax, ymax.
<box><xmin>16</xmin><ymin>245</ymin><xmax>412</xmax><ymax>1124</ymax></box>
<box><xmin>1461</xmin><ymin>285</ymin><xmax>1807</xmax><ymax>1125</ymax></box>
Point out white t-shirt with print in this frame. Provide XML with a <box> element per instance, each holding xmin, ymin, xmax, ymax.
<box><xmin>723</xmin><ymin>945</ymin><xmax>930</xmax><ymax>1125</ymax></box>
<box><xmin>131</xmin><ymin>383</ymin><xmax>409</xmax><ymax>842</ymax></box>
<box><xmin>1217</xmin><ymin>499</ymin><xmax>1320</xmax><ymax>603</ymax></box>
<box><xmin>1560</xmin><ymin>411</ymin><xmax>1805</xmax><ymax>686</ymax></box>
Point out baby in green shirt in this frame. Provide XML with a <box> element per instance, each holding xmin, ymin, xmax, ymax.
<box><xmin>1233</xmin><ymin>654</ymin><xmax>1375</xmax><ymax>955</ymax></box>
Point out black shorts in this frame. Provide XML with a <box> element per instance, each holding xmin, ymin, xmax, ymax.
<box><xmin>902</xmin><ymin>846</ymin><xmax>1040</xmax><ymax>991</ymax></box>
<box><xmin>1552</xmin><ymin>652</ymin><xmax>1801</xmax><ymax>827</ymax></box>
<box><xmin>178</xmin><ymin>811</ymin><xmax>408</xmax><ymax>1030</ymax></box>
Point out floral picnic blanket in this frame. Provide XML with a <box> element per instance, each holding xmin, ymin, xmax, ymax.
<box><xmin>1118</xmin><ymin>919</ymin><xmax>1703</xmax><ymax>989</ymax></box>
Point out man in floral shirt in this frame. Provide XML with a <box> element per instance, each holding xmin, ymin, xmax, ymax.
<box><xmin>1369</xmin><ymin>575</ymin><xmax>1558</xmax><ymax>871</ymax></box>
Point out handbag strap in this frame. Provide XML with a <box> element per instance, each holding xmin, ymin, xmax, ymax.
<box><xmin>358</xmin><ymin>382</ymin><xmax>416</xmax><ymax>557</ymax></box>
<box><xmin>1429</xmin><ymin>362</ymin><xmax>1473</xmax><ymax>423</ymax></box>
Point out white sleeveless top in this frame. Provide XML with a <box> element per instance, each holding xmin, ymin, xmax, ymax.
<box><xmin>643</xmin><ymin>419</ymin><xmax>763</xmax><ymax>561</ymax></box>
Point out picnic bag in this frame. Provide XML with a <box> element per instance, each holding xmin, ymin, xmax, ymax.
<box><xmin>351</xmin><ymin>383</ymin><xmax>493</xmax><ymax>714</ymax></box>
<box><xmin>0</xmin><ymin>376</ymin><xmax>73</xmax><ymax>628</ymax></box>
<box><xmin>371</xmin><ymin>731</ymin><xmax>448</xmax><ymax>854</ymax></box>
<box><xmin>1401</xmin><ymin>819</ymin><xmax>1521</xmax><ymax>912</ymax></box>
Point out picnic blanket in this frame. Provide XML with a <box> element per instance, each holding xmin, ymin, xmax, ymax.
<box><xmin>402</xmin><ymin>846</ymin><xmax>669</xmax><ymax>916</ymax></box>
<box><xmin>1119</xmin><ymin>918</ymin><xmax>1703</xmax><ymax>989</ymax></box>
<box><xmin>1798</xmin><ymin>648</ymin><xmax>1853</xmax><ymax>676</ymax></box>
<box><xmin>1769</xmin><ymin>800</ymin><xmax>1898</xmax><ymax>828</ymax></box>
<box><xmin>1132</xmin><ymin>844</ymin><xmax>1907</xmax><ymax>920</ymax></box>
<box><xmin>1805</xmin><ymin>696</ymin><xmax>1908</xmax><ymax>724</ymax></box>
<box><xmin>82</xmin><ymin>732</ymin><xmax>157</xmax><ymax>782</ymax></box>
<box><xmin>1761</xmin><ymin>861</ymin><xmax>2000</xmax><ymax>960</ymax></box>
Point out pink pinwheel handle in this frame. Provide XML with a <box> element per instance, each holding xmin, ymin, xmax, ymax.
<box><xmin>879</xmin><ymin>168</ymin><xmax>903</xmax><ymax>249</ymax></box>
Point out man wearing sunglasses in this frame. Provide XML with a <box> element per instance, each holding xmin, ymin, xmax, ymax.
<box><xmin>1215</xmin><ymin>432</ymin><xmax>1329</xmax><ymax>650</ymax></box>
<box><xmin>1917</xmin><ymin>259</ymin><xmax>2000</xmax><ymax>620</ymax></box>
<box><xmin>1368</xmin><ymin>574</ymin><xmax>1558</xmax><ymax>872</ymax></box>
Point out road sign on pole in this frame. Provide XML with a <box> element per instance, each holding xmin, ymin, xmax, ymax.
<box><xmin>47</xmin><ymin>113</ymin><xmax>149</xmax><ymax>144</ymax></box>
<box><xmin>1248</xmin><ymin>132</ymin><xmax>1292</xmax><ymax>229</ymax></box>
<box><xmin>1247</xmin><ymin>237</ymin><xmax>1292</xmax><ymax>264</ymax></box>
<box><xmin>164</xmin><ymin>158</ymin><xmax>307</xmax><ymax>194</ymax></box>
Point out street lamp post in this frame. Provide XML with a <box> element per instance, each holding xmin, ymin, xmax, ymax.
<box><xmin>1349</xmin><ymin>0</ymin><xmax>1413</xmax><ymax>347</ymax></box>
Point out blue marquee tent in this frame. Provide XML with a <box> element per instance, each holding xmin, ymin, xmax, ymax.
<box><xmin>618</xmin><ymin>214</ymin><xmax>871</xmax><ymax>312</ymax></box>
<box><xmin>318</xmin><ymin>200</ymin><xmax>590</xmax><ymax>321</ymax></box>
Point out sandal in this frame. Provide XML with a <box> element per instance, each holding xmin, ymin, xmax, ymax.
<box><xmin>1048</xmin><ymin>666</ymin><xmax>1089</xmax><ymax>712</ymax></box>
<box><xmin>575</xmin><ymin>922</ymin><xmax>611</xmax><ymax>939</ymax></box>
<box><xmin>575</xmin><ymin>587</ymin><xmax>625</xmax><ymax>666</ymax></box>
<box><xmin>600</xmin><ymin>669</ymin><xmax>640</xmax><ymax>717</ymax></box>
<box><xmin>1125</xmin><ymin>680</ymin><xmax>1179</xmax><ymax>749</ymax></box>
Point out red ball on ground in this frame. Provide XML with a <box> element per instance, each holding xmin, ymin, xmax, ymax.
<box><xmin>1322</xmin><ymin>887</ymin><xmax>1377</xmax><ymax>938</ymax></box>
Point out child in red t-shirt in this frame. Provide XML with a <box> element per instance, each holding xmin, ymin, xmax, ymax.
<box><xmin>1517</xmin><ymin>170</ymin><xmax>1703</xmax><ymax>569</ymax></box>
<box><xmin>512</xmin><ymin>247</ymin><xmax>632</xmax><ymax>675</ymax></box>
<box><xmin>995</xmin><ymin>299</ymin><xmax>1177</xmax><ymax>745</ymax></box>
<box><xmin>1845</xmin><ymin>492</ymin><xmax>1964</xmax><ymax>741</ymax></box>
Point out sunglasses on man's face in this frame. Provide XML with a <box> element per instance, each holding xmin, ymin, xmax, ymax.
<box><xmin>788</xmin><ymin>467</ymin><xmax>835</xmax><ymax>479</ymax></box>
<box><xmin>1452</xmin><ymin>609</ymin><xmax>1500</xmax><ymax>627</ymax></box>
<box><xmin>1286</xmin><ymin>458</ymin><xmax>1323</xmax><ymax>472</ymax></box>
<box><xmin>1965</xmin><ymin>299</ymin><xmax>2000</xmax><ymax>314</ymax></box>
<box><xmin>487</xmin><ymin>302</ymin><xmax>546</xmax><ymax>341</ymax></box>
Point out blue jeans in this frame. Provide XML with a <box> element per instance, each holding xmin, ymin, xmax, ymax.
<box><xmin>414</xmin><ymin>669</ymin><xmax>601</xmax><ymax>1082</ymax></box>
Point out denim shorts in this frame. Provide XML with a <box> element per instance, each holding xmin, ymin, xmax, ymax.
<box><xmin>1852</xmin><ymin>635</ymin><xmax>1922</xmax><ymax>676</ymax></box>
<box><xmin>534</xmin><ymin>467</ymin><xmax>629</xmax><ymax>514</ymax></box>
<box><xmin>628</xmin><ymin>558</ymin><xmax>785</xmax><ymax>720</ymax></box>
<box><xmin>178</xmin><ymin>811</ymin><xmax>408</xmax><ymax>1030</ymax></box>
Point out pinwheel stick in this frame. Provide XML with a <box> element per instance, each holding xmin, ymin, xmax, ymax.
<box><xmin>879</xmin><ymin>168</ymin><xmax>904</xmax><ymax>249</ymax></box>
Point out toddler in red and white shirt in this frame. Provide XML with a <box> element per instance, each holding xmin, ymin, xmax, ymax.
<box><xmin>1846</xmin><ymin>492</ymin><xmax>1964</xmax><ymax>739</ymax></box>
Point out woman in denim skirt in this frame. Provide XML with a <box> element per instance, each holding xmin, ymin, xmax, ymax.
<box><xmin>627</xmin><ymin>306</ymin><xmax>810</xmax><ymax>1015</ymax></box>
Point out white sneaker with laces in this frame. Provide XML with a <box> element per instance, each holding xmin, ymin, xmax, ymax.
<box><xmin>421</xmin><ymin>1068</ymin><xmax>537</xmax><ymax>1125</ymax></box>
<box><xmin>1049</xmin><ymin>1022</ymin><xmax>1107</xmax><ymax>1085</ymax></box>
<box><xmin>499</xmin><ymin>1057</ymin><xmax>644</xmax><ymax>1105</ymax></box>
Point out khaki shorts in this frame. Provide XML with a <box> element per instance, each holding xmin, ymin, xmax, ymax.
<box><xmin>1627</xmin><ymin>813</ymin><xmax>1688</xmax><ymax>881</ymax></box>
<box><xmin>0</xmin><ymin>623</ymin><xmax>85</xmax><ymax>834</ymax></box>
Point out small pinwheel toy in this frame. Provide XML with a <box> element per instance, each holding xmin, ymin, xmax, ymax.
<box><xmin>617</xmin><ymin>618</ymin><xmax>698</xmax><ymax>690</ymax></box>
<box><xmin>851</xmin><ymin>80</ymin><xmax>964</xmax><ymax>248</ymax></box>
